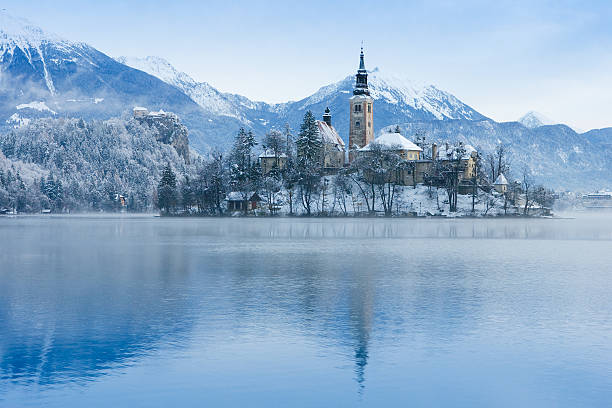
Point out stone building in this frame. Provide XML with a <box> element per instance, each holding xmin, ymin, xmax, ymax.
<box><xmin>358</xmin><ymin>129</ymin><xmax>428</xmax><ymax>186</ymax></box>
<box><xmin>348</xmin><ymin>48</ymin><xmax>374</xmax><ymax>163</ymax></box>
<box><xmin>259</xmin><ymin>150</ymin><xmax>288</xmax><ymax>175</ymax></box>
<box><xmin>434</xmin><ymin>143</ymin><xmax>479</xmax><ymax>180</ymax></box>
<box><xmin>317</xmin><ymin>108</ymin><xmax>345</xmax><ymax>171</ymax></box>
<box><xmin>133</xmin><ymin>107</ymin><xmax>190</xmax><ymax>164</ymax></box>
<box><xmin>359</xmin><ymin>129</ymin><xmax>423</xmax><ymax>161</ymax></box>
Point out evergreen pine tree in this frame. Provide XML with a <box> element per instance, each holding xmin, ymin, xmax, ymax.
<box><xmin>229</xmin><ymin>128</ymin><xmax>259</xmax><ymax>214</ymax></box>
<box><xmin>296</xmin><ymin>111</ymin><xmax>323</xmax><ymax>215</ymax></box>
<box><xmin>157</xmin><ymin>164</ymin><xmax>177</xmax><ymax>215</ymax></box>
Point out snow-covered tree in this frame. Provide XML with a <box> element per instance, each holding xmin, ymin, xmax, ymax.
<box><xmin>157</xmin><ymin>164</ymin><xmax>178</xmax><ymax>215</ymax></box>
<box><xmin>296</xmin><ymin>111</ymin><xmax>323</xmax><ymax>215</ymax></box>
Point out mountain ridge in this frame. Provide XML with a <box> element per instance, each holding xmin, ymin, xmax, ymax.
<box><xmin>1</xmin><ymin>11</ymin><xmax>612</xmax><ymax>189</ymax></box>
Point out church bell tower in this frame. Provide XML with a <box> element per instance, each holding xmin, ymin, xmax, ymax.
<box><xmin>349</xmin><ymin>47</ymin><xmax>374</xmax><ymax>162</ymax></box>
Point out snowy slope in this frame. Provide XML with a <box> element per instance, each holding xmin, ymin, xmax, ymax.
<box><xmin>519</xmin><ymin>111</ymin><xmax>557</xmax><ymax>128</ymax></box>
<box><xmin>0</xmin><ymin>10</ymin><xmax>78</xmax><ymax>95</ymax></box>
<box><xmin>0</xmin><ymin>11</ymin><xmax>222</xmax><ymax>151</ymax></box>
<box><xmin>115</xmin><ymin>56</ymin><xmax>486</xmax><ymax>141</ymax></box>
<box><xmin>115</xmin><ymin>56</ymin><xmax>247</xmax><ymax>121</ymax></box>
<box><xmin>3</xmin><ymin>11</ymin><xmax>612</xmax><ymax>189</ymax></box>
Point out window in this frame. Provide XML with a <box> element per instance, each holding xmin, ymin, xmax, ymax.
<box><xmin>354</xmin><ymin>104</ymin><xmax>361</xmax><ymax>113</ymax></box>
<box><xmin>355</xmin><ymin>121</ymin><xmax>360</xmax><ymax>128</ymax></box>
<box><xmin>368</xmin><ymin>104</ymin><xmax>371</xmax><ymax>113</ymax></box>
<box><xmin>368</xmin><ymin>121</ymin><xmax>371</xmax><ymax>128</ymax></box>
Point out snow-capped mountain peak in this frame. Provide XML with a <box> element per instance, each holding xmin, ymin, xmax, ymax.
<box><xmin>116</xmin><ymin>55</ymin><xmax>248</xmax><ymax>121</ymax></box>
<box><xmin>115</xmin><ymin>56</ymin><xmax>196</xmax><ymax>89</ymax></box>
<box><xmin>0</xmin><ymin>10</ymin><xmax>73</xmax><ymax>51</ymax></box>
<box><xmin>367</xmin><ymin>70</ymin><xmax>481</xmax><ymax>120</ymax></box>
<box><xmin>0</xmin><ymin>10</ymin><xmax>87</xmax><ymax>95</ymax></box>
<box><xmin>519</xmin><ymin>111</ymin><xmax>557</xmax><ymax>128</ymax></box>
<box><xmin>291</xmin><ymin>69</ymin><xmax>485</xmax><ymax>122</ymax></box>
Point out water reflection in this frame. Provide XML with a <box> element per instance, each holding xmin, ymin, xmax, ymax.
<box><xmin>0</xmin><ymin>219</ymin><xmax>198</xmax><ymax>386</ymax></box>
<box><xmin>0</xmin><ymin>215</ymin><xmax>611</xmax><ymax>407</ymax></box>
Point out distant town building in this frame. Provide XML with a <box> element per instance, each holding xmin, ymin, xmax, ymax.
<box><xmin>133</xmin><ymin>106</ymin><xmax>190</xmax><ymax>164</ymax></box>
<box><xmin>133</xmin><ymin>107</ymin><xmax>149</xmax><ymax>118</ymax></box>
<box><xmin>259</xmin><ymin>150</ymin><xmax>288</xmax><ymax>175</ymax></box>
<box><xmin>435</xmin><ymin>142</ymin><xmax>479</xmax><ymax>180</ymax></box>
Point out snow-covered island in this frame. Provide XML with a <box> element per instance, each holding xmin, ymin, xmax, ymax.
<box><xmin>154</xmin><ymin>50</ymin><xmax>553</xmax><ymax>218</ymax></box>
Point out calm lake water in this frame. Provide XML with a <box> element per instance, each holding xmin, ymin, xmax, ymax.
<box><xmin>1</xmin><ymin>215</ymin><xmax>612</xmax><ymax>407</ymax></box>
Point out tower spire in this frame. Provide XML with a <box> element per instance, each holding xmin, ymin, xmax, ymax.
<box><xmin>354</xmin><ymin>46</ymin><xmax>369</xmax><ymax>96</ymax></box>
<box><xmin>359</xmin><ymin>44</ymin><xmax>365</xmax><ymax>71</ymax></box>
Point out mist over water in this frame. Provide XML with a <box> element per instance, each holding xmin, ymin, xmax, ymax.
<box><xmin>1</xmin><ymin>215</ymin><xmax>611</xmax><ymax>407</ymax></box>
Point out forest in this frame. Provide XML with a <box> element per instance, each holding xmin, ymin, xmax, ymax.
<box><xmin>0</xmin><ymin>112</ymin><xmax>554</xmax><ymax>216</ymax></box>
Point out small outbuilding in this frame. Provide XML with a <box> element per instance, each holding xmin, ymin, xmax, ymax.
<box><xmin>494</xmin><ymin>173</ymin><xmax>509</xmax><ymax>194</ymax></box>
<box><xmin>226</xmin><ymin>192</ymin><xmax>262</xmax><ymax>212</ymax></box>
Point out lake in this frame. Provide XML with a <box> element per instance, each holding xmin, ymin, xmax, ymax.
<box><xmin>1</xmin><ymin>215</ymin><xmax>611</xmax><ymax>407</ymax></box>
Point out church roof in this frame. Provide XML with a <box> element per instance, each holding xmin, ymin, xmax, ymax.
<box><xmin>494</xmin><ymin>174</ymin><xmax>509</xmax><ymax>185</ymax></box>
<box><xmin>359</xmin><ymin>131</ymin><xmax>422</xmax><ymax>152</ymax></box>
<box><xmin>317</xmin><ymin>120</ymin><xmax>345</xmax><ymax>151</ymax></box>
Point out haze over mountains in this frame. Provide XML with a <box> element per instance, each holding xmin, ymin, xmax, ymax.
<box><xmin>1</xmin><ymin>10</ymin><xmax>611</xmax><ymax>189</ymax></box>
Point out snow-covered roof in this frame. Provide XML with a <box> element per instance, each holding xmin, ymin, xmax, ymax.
<box><xmin>436</xmin><ymin>143</ymin><xmax>476</xmax><ymax>160</ymax></box>
<box><xmin>227</xmin><ymin>191</ymin><xmax>259</xmax><ymax>201</ymax></box>
<box><xmin>359</xmin><ymin>131</ymin><xmax>422</xmax><ymax>152</ymax></box>
<box><xmin>259</xmin><ymin>149</ymin><xmax>287</xmax><ymax>159</ymax></box>
<box><xmin>494</xmin><ymin>174</ymin><xmax>509</xmax><ymax>185</ymax></box>
<box><xmin>317</xmin><ymin>121</ymin><xmax>345</xmax><ymax>150</ymax></box>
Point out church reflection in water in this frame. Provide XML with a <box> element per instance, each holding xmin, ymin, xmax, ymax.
<box><xmin>0</xmin><ymin>217</ymin><xmax>503</xmax><ymax>394</ymax></box>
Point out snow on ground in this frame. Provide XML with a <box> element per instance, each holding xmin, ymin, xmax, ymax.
<box><xmin>257</xmin><ymin>181</ymin><xmax>512</xmax><ymax>217</ymax></box>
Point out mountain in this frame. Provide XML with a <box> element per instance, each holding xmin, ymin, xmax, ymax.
<box><xmin>391</xmin><ymin>120</ymin><xmax>612</xmax><ymax>190</ymax></box>
<box><xmin>519</xmin><ymin>111</ymin><xmax>558</xmax><ymax>128</ymax></box>
<box><xmin>0</xmin><ymin>10</ymin><xmax>245</xmax><ymax>152</ymax></box>
<box><xmin>116</xmin><ymin>56</ymin><xmax>487</xmax><ymax>147</ymax></box>
<box><xmin>115</xmin><ymin>56</ymin><xmax>250</xmax><ymax>122</ymax></box>
<box><xmin>2</xmin><ymin>11</ymin><xmax>612</xmax><ymax>189</ymax></box>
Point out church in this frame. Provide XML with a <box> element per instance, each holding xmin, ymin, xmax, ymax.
<box><xmin>306</xmin><ymin>48</ymin><xmax>374</xmax><ymax>170</ymax></box>
<box><xmin>348</xmin><ymin>47</ymin><xmax>375</xmax><ymax>162</ymax></box>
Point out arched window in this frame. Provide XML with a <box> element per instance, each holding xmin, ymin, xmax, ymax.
<box><xmin>355</xmin><ymin>121</ymin><xmax>360</xmax><ymax>128</ymax></box>
<box><xmin>354</xmin><ymin>105</ymin><xmax>362</xmax><ymax>113</ymax></box>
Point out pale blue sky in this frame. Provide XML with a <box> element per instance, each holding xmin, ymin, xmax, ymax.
<box><xmin>6</xmin><ymin>0</ymin><xmax>612</xmax><ymax>130</ymax></box>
